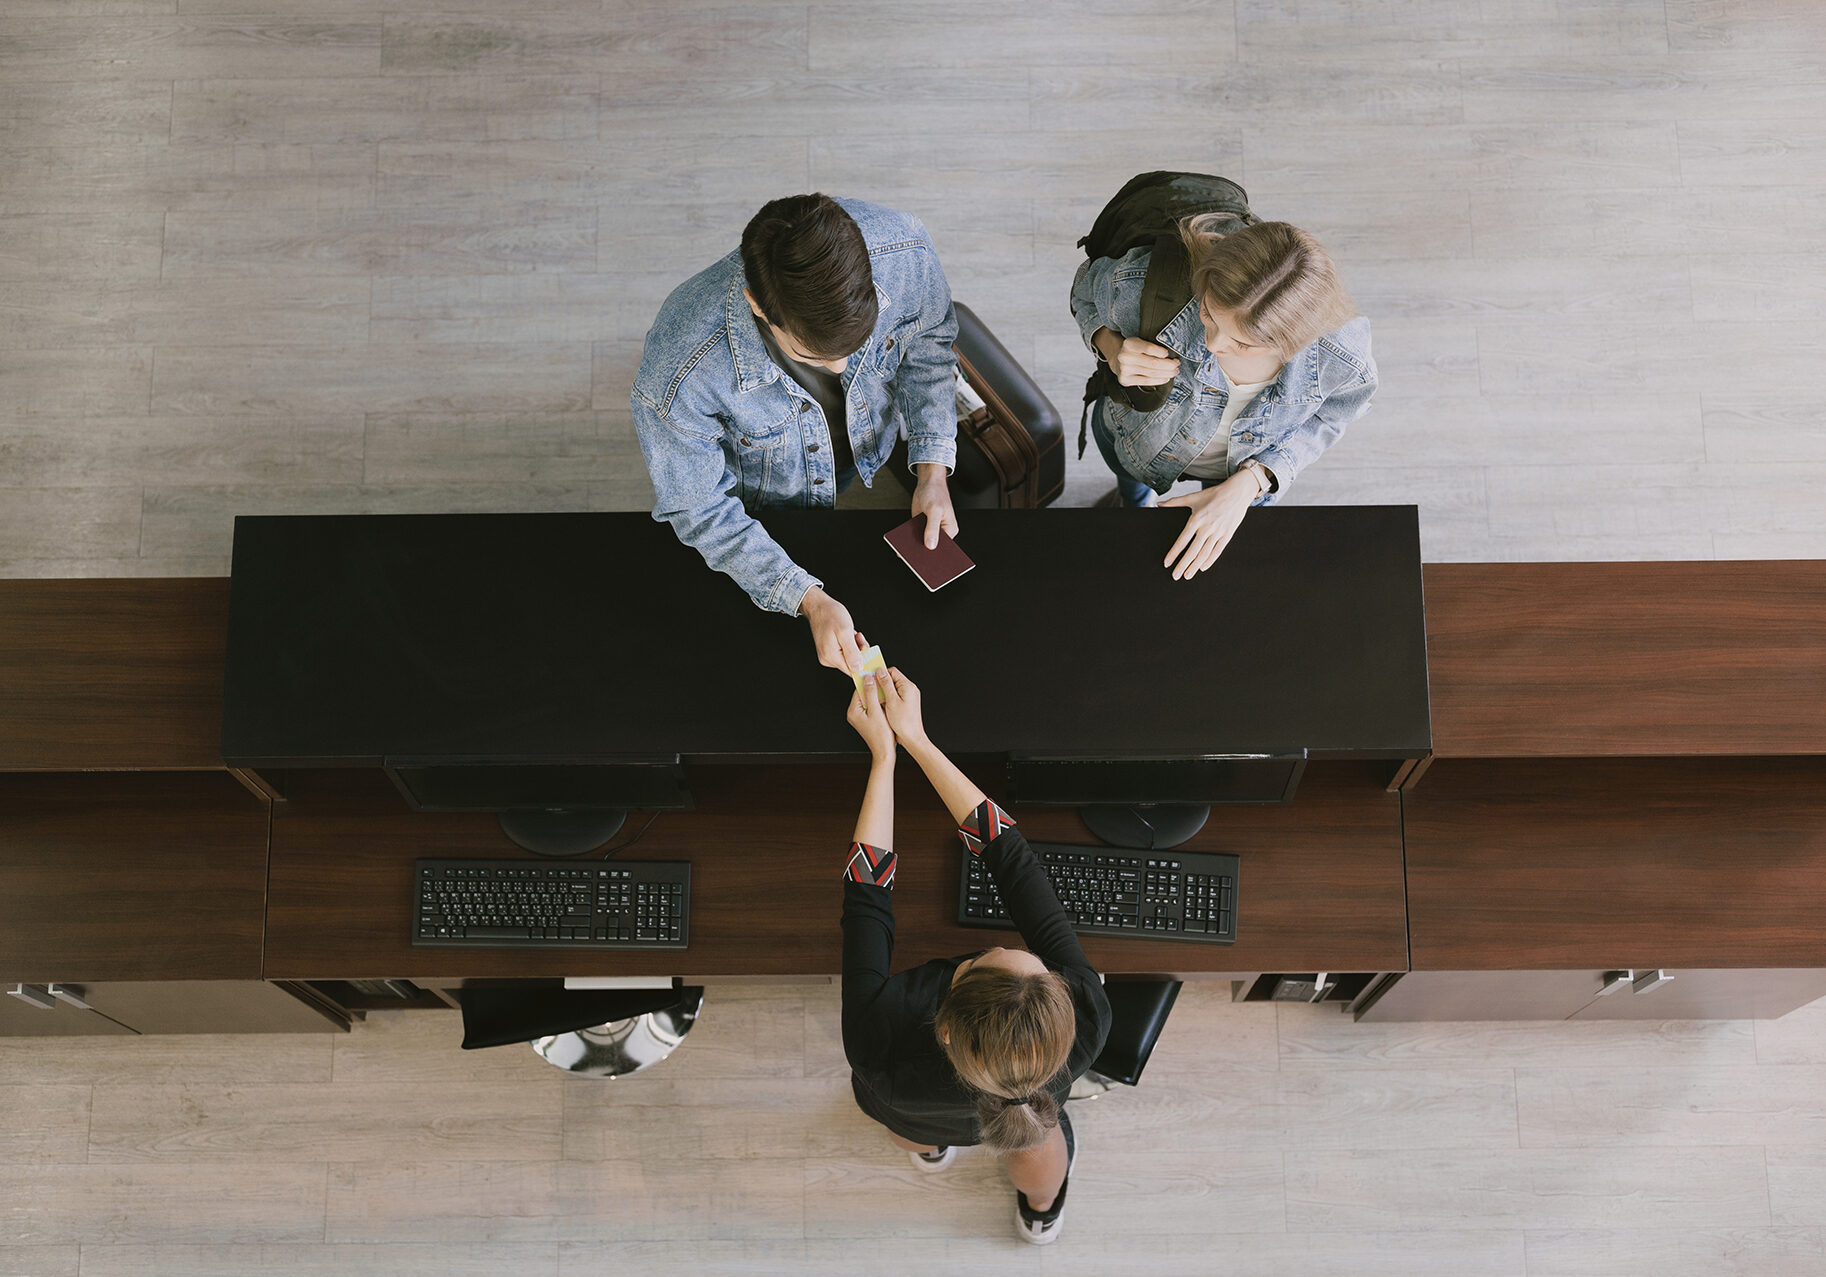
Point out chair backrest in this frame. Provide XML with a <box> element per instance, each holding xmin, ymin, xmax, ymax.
<box><xmin>1087</xmin><ymin>979</ymin><xmax>1182</xmax><ymax>1086</ymax></box>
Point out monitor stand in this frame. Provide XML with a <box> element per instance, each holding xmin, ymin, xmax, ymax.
<box><xmin>1079</xmin><ymin>803</ymin><xmax>1210</xmax><ymax>851</ymax></box>
<box><xmin>499</xmin><ymin>808</ymin><xmax>628</xmax><ymax>858</ymax></box>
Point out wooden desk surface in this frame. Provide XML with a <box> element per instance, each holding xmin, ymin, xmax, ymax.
<box><xmin>0</xmin><ymin>772</ymin><xmax>270</xmax><ymax>982</ymax></box>
<box><xmin>264</xmin><ymin>762</ymin><xmax>1408</xmax><ymax>980</ymax></box>
<box><xmin>1404</xmin><ymin>758</ymin><xmax>1826</xmax><ymax>969</ymax></box>
<box><xmin>1423</xmin><ymin>560</ymin><xmax>1826</xmax><ymax>758</ymax></box>
<box><xmin>0</xmin><ymin>577</ymin><xmax>229</xmax><ymax>771</ymax></box>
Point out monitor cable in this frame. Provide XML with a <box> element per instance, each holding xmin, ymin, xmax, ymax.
<box><xmin>593</xmin><ymin>809</ymin><xmax>662</xmax><ymax>860</ymax></box>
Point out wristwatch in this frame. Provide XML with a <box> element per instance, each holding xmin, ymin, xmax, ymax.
<box><xmin>1240</xmin><ymin>460</ymin><xmax>1273</xmax><ymax>497</ymax></box>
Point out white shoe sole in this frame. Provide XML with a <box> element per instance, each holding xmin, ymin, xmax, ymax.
<box><xmin>1015</xmin><ymin>1202</ymin><xmax>1062</xmax><ymax>1244</ymax></box>
<box><xmin>910</xmin><ymin>1146</ymin><xmax>956</xmax><ymax>1173</ymax></box>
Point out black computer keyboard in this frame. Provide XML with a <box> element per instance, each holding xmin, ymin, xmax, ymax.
<box><xmin>412</xmin><ymin>858</ymin><xmax>689</xmax><ymax>950</ymax></box>
<box><xmin>958</xmin><ymin>841</ymin><xmax>1238</xmax><ymax>944</ymax></box>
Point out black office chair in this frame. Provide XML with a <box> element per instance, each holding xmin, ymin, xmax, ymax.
<box><xmin>1074</xmin><ymin>979</ymin><xmax>1182</xmax><ymax>1100</ymax></box>
<box><xmin>455</xmin><ymin>980</ymin><xmax>704</xmax><ymax>1078</ymax></box>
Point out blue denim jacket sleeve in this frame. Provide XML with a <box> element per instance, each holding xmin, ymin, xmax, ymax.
<box><xmin>1066</xmin><ymin>250</ymin><xmax>1117</xmax><ymax>352</ymax></box>
<box><xmin>888</xmin><ymin>219</ymin><xmax>960</xmax><ymax>474</ymax></box>
<box><xmin>1069</xmin><ymin>248</ymin><xmax>1149</xmax><ymax>352</ymax></box>
<box><xmin>1250</xmin><ymin>317</ymin><xmax>1378</xmax><ymax>497</ymax></box>
<box><xmin>630</xmin><ymin>378</ymin><xmax>821</xmax><ymax>616</ymax></box>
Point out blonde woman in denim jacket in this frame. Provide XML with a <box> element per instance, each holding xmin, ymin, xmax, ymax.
<box><xmin>1070</xmin><ymin>218</ymin><xmax>1377</xmax><ymax>580</ymax></box>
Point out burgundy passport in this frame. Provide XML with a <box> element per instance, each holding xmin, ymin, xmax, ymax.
<box><xmin>883</xmin><ymin>515</ymin><xmax>975</xmax><ymax>591</ymax></box>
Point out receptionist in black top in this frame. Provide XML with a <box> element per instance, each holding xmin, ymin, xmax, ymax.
<box><xmin>839</xmin><ymin>658</ymin><xmax>1112</xmax><ymax>1246</ymax></box>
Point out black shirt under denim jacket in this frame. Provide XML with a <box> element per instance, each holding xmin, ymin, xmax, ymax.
<box><xmin>840</xmin><ymin>800</ymin><xmax>1113</xmax><ymax>1148</ymax></box>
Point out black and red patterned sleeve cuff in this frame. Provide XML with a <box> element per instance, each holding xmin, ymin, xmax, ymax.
<box><xmin>957</xmin><ymin>799</ymin><xmax>1016</xmax><ymax>857</ymax></box>
<box><xmin>844</xmin><ymin>842</ymin><xmax>896</xmax><ymax>889</ymax></box>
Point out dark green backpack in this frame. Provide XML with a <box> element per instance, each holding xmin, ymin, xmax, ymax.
<box><xmin>1077</xmin><ymin>171</ymin><xmax>1257</xmax><ymax>457</ymax></box>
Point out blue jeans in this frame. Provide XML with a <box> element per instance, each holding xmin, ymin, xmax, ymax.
<box><xmin>1089</xmin><ymin>398</ymin><xmax>1155</xmax><ymax>508</ymax></box>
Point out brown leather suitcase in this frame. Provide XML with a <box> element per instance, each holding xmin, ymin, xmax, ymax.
<box><xmin>890</xmin><ymin>301</ymin><xmax>1065</xmax><ymax>509</ymax></box>
<box><xmin>951</xmin><ymin>301</ymin><xmax>1064</xmax><ymax>509</ymax></box>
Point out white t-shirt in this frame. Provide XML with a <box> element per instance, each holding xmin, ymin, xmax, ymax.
<box><xmin>1180</xmin><ymin>376</ymin><xmax>1276</xmax><ymax>482</ymax></box>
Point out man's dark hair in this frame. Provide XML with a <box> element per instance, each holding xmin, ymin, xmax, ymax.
<box><xmin>740</xmin><ymin>194</ymin><xmax>877</xmax><ymax>360</ymax></box>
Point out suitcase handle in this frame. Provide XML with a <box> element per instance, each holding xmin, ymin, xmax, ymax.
<box><xmin>958</xmin><ymin>406</ymin><xmax>1037</xmax><ymax>504</ymax></box>
<box><xmin>956</xmin><ymin>347</ymin><xmax>1040</xmax><ymax>506</ymax></box>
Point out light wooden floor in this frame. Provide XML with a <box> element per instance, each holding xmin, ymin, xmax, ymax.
<box><xmin>5</xmin><ymin>984</ymin><xmax>1826</xmax><ymax>1274</ymax></box>
<box><xmin>6</xmin><ymin>1</ymin><xmax>1826</xmax><ymax>1273</ymax></box>
<box><xmin>2</xmin><ymin>0</ymin><xmax>1824</xmax><ymax>572</ymax></box>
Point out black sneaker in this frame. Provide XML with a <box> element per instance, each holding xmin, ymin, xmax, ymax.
<box><xmin>1013</xmin><ymin>1107</ymin><xmax>1075</xmax><ymax>1245</ymax></box>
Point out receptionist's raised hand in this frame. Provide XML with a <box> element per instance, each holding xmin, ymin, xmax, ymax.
<box><xmin>877</xmin><ymin>667</ymin><xmax>927</xmax><ymax>747</ymax></box>
<box><xmin>846</xmin><ymin>671</ymin><xmax>897</xmax><ymax>764</ymax></box>
<box><xmin>800</xmin><ymin>585</ymin><xmax>860</xmax><ymax>673</ymax></box>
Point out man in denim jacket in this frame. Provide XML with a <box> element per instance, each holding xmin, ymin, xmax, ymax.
<box><xmin>632</xmin><ymin>194</ymin><xmax>959</xmax><ymax>672</ymax></box>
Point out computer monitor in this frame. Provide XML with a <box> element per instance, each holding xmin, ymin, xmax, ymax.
<box><xmin>385</xmin><ymin>757</ymin><xmax>693</xmax><ymax>857</ymax></box>
<box><xmin>1006</xmin><ymin>753</ymin><xmax>1306</xmax><ymax>850</ymax></box>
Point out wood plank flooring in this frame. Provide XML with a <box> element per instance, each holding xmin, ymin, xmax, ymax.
<box><xmin>5</xmin><ymin>985</ymin><xmax>1826</xmax><ymax>1273</ymax></box>
<box><xmin>3</xmin><ymin>0</ymin><xmax>1824</xmax><ymax>571</ymax></box>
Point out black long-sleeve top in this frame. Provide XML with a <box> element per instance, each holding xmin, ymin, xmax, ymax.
<box><xmin>840</xmin><ymin>799</ymin><xmax>1113</xmax><ymax>1147</ymax></box>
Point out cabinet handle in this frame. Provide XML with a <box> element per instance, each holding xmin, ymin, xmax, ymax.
<box><xmin>47</xmin><ymin>984</ymin><xmax>92</xmax><ymax>1010</ymax></box>
<box><xmin>1632</xmin><ymin>969</ymin><xmax>1675</xmax><ymax>994</ymax></box>
<box><xmin>6</xmin><ymin>984</ymin><xmax>57</xmax><ymax>1010</ymax></box>
<box><xmin>1595</xmin><ymin>970</ymin><xmax>1635</xmax><ymax>996</ymax></box>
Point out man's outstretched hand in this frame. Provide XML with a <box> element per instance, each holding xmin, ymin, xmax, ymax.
<box><xmin>800</xmin><ymin>586</ymin><xmax>860</xmax><ymax>672</ymax></box>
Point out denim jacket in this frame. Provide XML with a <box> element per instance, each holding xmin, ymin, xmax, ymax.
<box><xmin>632</xmin><ymin>198</ymin><xmax>958</xmax><ymax>615</ymax></box>
<box><xmin>1070</xmin><ymin>246</ymin><xmax>1376</xmax><ymax>499</ymax></box>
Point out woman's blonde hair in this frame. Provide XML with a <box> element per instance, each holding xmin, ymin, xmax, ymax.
<box><xmin>1178</xmin><ymin>215</ymin><xmax>1358</xmax><ymax>360</ymax></box>
<box><xmin>933</xmin><ymin>963</ymin><xmax>1076</xmax><ymax>1153</ymax></box>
